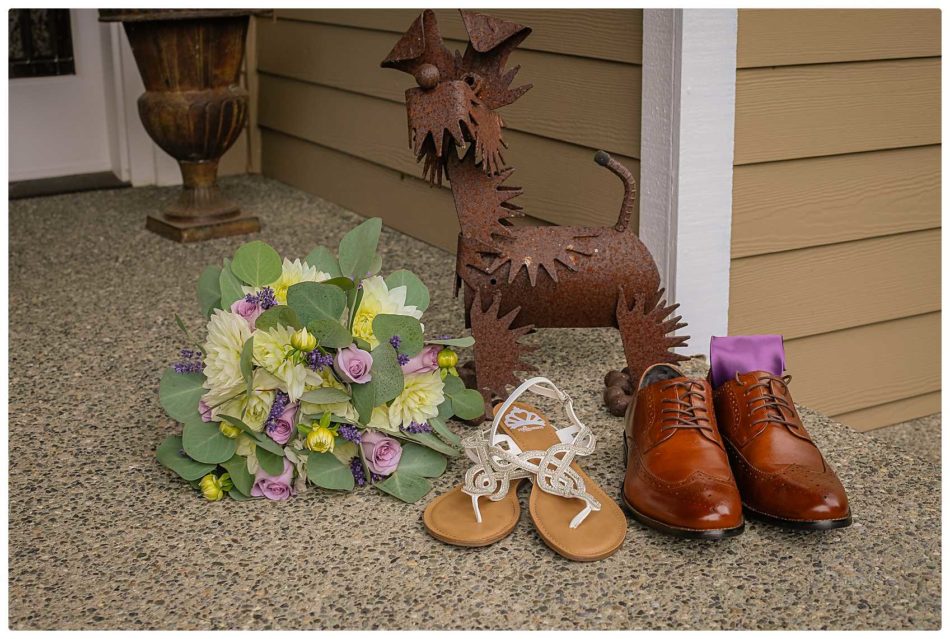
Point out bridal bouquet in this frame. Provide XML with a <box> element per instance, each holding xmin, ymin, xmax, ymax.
<box><xmin>156</xmin><ymin>217</ymin><xmax>483</xmax><ymax>503</ymax></box>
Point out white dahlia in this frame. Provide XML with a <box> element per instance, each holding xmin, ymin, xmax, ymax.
<box><xmin>351</xmin><ymin>276</ymin><xmax>424</xmax><ymax>348</ymax></box>
<box><xmin>202</xmin><ymin>309</ymin><xmax>252</xmax><ymax>397</ymax></box>
<box><xmin>388</xmin><ymin>370</ymin><xmax>444</xmax><ymax>428</ymax></box>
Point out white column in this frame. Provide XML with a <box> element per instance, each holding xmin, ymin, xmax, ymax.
<box><xmin>639</xmin><ymin>9</ymin><xmax>738</xmax><ymax>357</ymax></box>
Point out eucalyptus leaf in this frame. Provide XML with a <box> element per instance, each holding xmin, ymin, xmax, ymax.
<box><xmin>182</xmin><ymin>420</ymin><xmax>237</xmax><ymax>464</ymax></box>
<box><xmin>372</xmin><ymin>314</ymin><xmax>423</xmax><ymax>357</ymax></box>
<box><xmin>240</xmin><ymin>336</ymin><xmax>254</xmax><ymax>398</ymax></box>
<box><xmin>426</xmin><ymin>335</ymin><xmax>475</xmax><ymax>348</ymax></box>
<box><xmin>338</xmin><ymin>217</ymin><xmax>382</xmax><ymax>280</ymax></box>
<box><xmin>395</xmin><ymin>442</ymin><xmax>447</xmax><ymax>477</ymax></box>
<box><xmin>436</xmin><ymin>397</ymin><xmax>454</xmax><ymax>423</ymax></box>
<box><xmin>250</xmin><ymin>431</ymin><xmax>286</xmax><ymax>456</ymax></box>
<box><xmin>428</xmin><ymin>417</ymin><xmax>461</xmax><ymax>447</ymax></box>
<box><xmin>197</xmin><ymin>265</ymin><xmax>222</xmax><ymax>317</ymax></box>
<box><xmin>159</xmin><ymin>369</ymin><xmax>206</xmax><ymax>422</ymax></box>
<box><xmin>441</xmin><ymin>373</ymin><xmax>465</xmax><ymax>396</ymax></box>
<box><xmin>300</xmin><ymin>387</ymin><xmax>351</xmax><ymax>404</ymax></box>
<box><xmin>304</xmin><ymin>245</ymin><xmax>342</xmax><ymax>278</ymax></box>
<box><xmin>322</xmin><ymin>276</ymin><xmax>355</xmax><ymax>291</ymax></box>
<box><xmin>402</xmin><ymin>431</ymin><xmax>460</xmax><ymax>457</ymax></box>
<box><xmin>156</xmin><ymin>435</ymin><xmax>217</xmax><ymax>481</ymax></box>
<box><xmin>286</xmin><ymin>282</ymin><xmax>347</xmax><ymax>327</ymax></box>
<box><xmin>306</xmin><ymin>452</ymin><xmax>356</xmax><ymax>490</ymax></box>
<box><xmin>384</xmin><ymin>270</ymin><xmax>430</xmax><ymax>312</ymax></box>
<box><xmin>255</xmin><ymin>306</ymin><xmax>302</xmax><ymax>332</ymax></box>
<box><xmin>376</xmin><ymin>471</ymin><xmax>432</xmax><ymax>503</ymax></box>
<box><xmin>256</xmin><ymin>447</ymin><xmax>286</xmax><ymax>476</ymax></box>
<box><xmin>231</xmin><ymin>240</ymin><xmax>282</xmax><ymax>287</ymax></box>
<box><xmin>307</xmin><ymin>319</ymin><xmax>352</xmax><ymax>349</ymax></box>
<box><xmin>351</xmin><ymin>344</ymin><xmax>404</xmax><ymax>422</ymax></box>
<box><xmin>219</xmin><ymin>258</ymin><xmax>246</xmax><ymax>309</ymax></box>
<box><xmin>451</xmin><ymin>388</ymin><xmax>488</xmax><ymax>421</ymax></box>
<box><xmin>228</xmin><ymin>488</ymin><xmax>253</xmax><ymax>501</ymax></box>
<box><xmin>221</xmin><ymin>453</ymin><xmax>254</xmax><ymax>495</ymax></box>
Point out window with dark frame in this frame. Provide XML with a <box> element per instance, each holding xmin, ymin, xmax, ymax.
<box><xmin>9</xmin><ymin>9</ymin><xmax>75</xmax><ymax>79</ymax></box>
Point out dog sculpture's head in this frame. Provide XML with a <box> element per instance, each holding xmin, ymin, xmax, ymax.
<box><xmin>381</xmin><ymin>9</ymin><xmax>532</xmax><ymax>184</ymax></box>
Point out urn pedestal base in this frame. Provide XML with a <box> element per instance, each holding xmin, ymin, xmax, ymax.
<box><xmin>146</xmin><ymin>212</ymin><xmax>261</xmax><ymax>243</ymax></box>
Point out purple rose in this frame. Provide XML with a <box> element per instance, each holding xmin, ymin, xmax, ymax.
<box><xmin>251</xmin><ymin>458</ymin><xmax>296</xmax><ymax>501</ymax></box>
<box><xmin>334</xmin><ymin>344</ymin><xmax>373</xmax><ymax>384</ymax></box>
<box><xmin>230</xmin><ymin>298</ymin><xmax>264</xmax><ymax>330</ymax></box>
<box><xmin>360</xmin><ymin>430</ymin><xmax>403</xmax><ymax>476</ymax></box>
<box><xmin>266</xmin><ymin>402</ymin><xmax>298</xmax><ymax>445</ymax></box>
<box><xmin>400</xmin><ymin>344</ymin><xmax>440</xmax><ymax>375</ymax></box>
<box><xmin>198</xmin><ymin>399</ymin><xmax>213</xmax><ymax>422</ymax></box>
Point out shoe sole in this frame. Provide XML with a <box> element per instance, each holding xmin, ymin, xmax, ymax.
<box><xmin>742</xmin><ymin>503</ymin><xmax>853</xmax><ymax>531</ymax></box>
<box><xmin>619</xmin><ymin>486</ymin><xmax>745</xmax><ymax>540</ymax></box>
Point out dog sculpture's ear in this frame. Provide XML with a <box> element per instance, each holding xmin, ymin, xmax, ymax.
<box><xmin>380</xmin><ymin>9</ymin><xmax>456</xmax><ymax>81</ymax></box>
<box><xmin>458</xmin><ymin>10</ymin><xmax>532</xmax><ymax>110</ymax></box>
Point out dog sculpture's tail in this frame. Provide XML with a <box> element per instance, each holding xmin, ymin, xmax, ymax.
<box><xmin>594</xmin><ymin>150</ymin><xmax>636</xmax><ymax>233</ymax></box>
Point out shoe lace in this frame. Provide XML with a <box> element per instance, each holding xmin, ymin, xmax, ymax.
<box><xmin>737</xmin><ymin>372</ymin><xmax>800</xmax><ymax>430</ymax></box>
<box><xmin>659</xmin><ymin>380</ymin><xmax>714</xmax><ymax>434</ymax></box>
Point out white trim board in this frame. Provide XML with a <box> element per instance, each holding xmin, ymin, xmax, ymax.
<box><xmin>639</xmin><ymin>9</ymin><xmax>738</xmax><ymax>357</ymax></box>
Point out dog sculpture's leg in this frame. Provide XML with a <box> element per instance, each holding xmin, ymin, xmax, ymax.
<box><xmin>605</xmin><ymin>286</ymin><xmax>690</xmax><ymax>417</ymax></box>
<box><xmin>467</xmin><ymin>292</ymin><xmax>538</xmax><ymax>421</ymax></box>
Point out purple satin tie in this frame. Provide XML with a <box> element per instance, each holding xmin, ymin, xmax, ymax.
<box><xmin>709</xmin><ymin>334</ymin><xmax>786</xmax><ymax>389</ymax></box>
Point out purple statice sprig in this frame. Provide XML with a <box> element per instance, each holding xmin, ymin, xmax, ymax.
<box><xmin>173</xmin><ymin>348</ymin><xmax>204</xmax><ymax>374</ymax></box>
<box><xmin>307</xmin><ymin>349</ymin><xmax>334</xmax><ymax>372</ymax></box>
<box><xmin>244</xmin><ymin>286</ymin><xmax>278</xmax><ymax>311</ymax></box>
<box><xmin>350</xmin><ymin>457</ymin><xmax>367</xmax><ymax>487</ymax></box>
<box><xmin>401</xmin><ymin>422</ymin><xmax>432</xmax><ymax>434</ymax></box>
<box><xmin>397</xmin><ymin>353</ymin><xmax>410</xmax><ymax>366</ymax></box>
<box><xmin>337</xmin><ymin>423</ymin><xmax>362</xmax><ymax>444</ymax></box>
<box><xmin>264</xmin><ymin>391</ymin><xmax>290</xmax><ymax>433</ymax></box>
<box><xmin>389</xmin><ymin>335</ymin><xmax>401</xmax><ymax>349</ymax></box>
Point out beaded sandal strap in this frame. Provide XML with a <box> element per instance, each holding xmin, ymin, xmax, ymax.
<box><xmin>461</xmin><ymin>377</ymin><xmax>602</xmax><ymax>528</ymax></box>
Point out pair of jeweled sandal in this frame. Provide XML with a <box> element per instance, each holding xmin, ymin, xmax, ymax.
<box><xmin>423</xmin><ymin>377</ymin><xmax>627</xmax><ymax>561</ymax></box>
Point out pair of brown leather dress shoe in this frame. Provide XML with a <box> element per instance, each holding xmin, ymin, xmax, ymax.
<box><xmin>622</xmin><ymin>363</ymin><xmax>851</xmax><ymax>539</ymax></box>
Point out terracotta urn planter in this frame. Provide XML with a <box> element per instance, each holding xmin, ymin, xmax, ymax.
<box><xmin>100</xmin><ymin>9</ymin><xmax>264</xmax><ymax>242</ymax></box>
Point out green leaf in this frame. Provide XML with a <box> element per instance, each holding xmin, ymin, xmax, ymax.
<box><xmin>376</xmin><ymin>471</ymin><xmax>432</xmax><ymax>503</ymax></box>
<box><xmin>156</xmin><ymin>435</ymin><xmax>217</xmax><ymax>481</ymax></box>
<box><xmin>256</xmin><ymin>447</ymin><xmax>286</xmax><ymax>476</ymax></box>
<box><xmin>307</xmin><ymin>319</ymin><xmax>352</xmax><ymax>349</ymax></box>
<box><xmin>450</xmin><ymin>388</ymin><xmax>487</xmax><ymax>421</ymax></box>
<box><xmin>255</xmin><ymin>306</ymin><xmax>302</xmax><ymax>332</ymax></box>
<box><xmin>304</xmin><ymin>245</ymin><xmax>342</xmax><ymax>278</ymax></box>
<box><xmin>197</xmin><ymin>265</ymin><xmax>222</xmax><ymax>317</ymax></box>
<box><xmin>372</xmin><ymin>314</ymin><xmax>424</xmax><ymax>357</ymax></box>
<box><xmin>219</xmin><ymin>258</ymin><xmax>246</xmax><ymax>309</ymax></box>
<box><xmin>286</xmin><ymin>281</ymin><xmax>346</xmax><ymax>327</ymax></box>
<box><xmin>159</xmin><ymin>369</ymin><xmax>206</xmax><ymax>422</ymax></box>
<box><xmin>221</xmin><ymin>454</ymin><xmax>254</xmax><ymax>495</ymax></box>
<box><xmin>300</xmin><ymin>387</ymin><xmax>351</xmax><ymax>404</ymax></box>
<box><xmin>428</xmin><ymin>417</ymin><xmax>461</xmax><ymax>447</ymax></box>
<box><xmin>231</xmin><ymin>240</ymin><xmax>282</xmax><ymax>287</ymax></box>
<box><xmin>306</xmin><ymin>452</ymin><xmax>356</xmax><ymax>490</ymax></box>
<box><xmin>228</xmin><ymin>489</ymin><xmax>253</xmax><ymax>501</ymax></box>
<box><xmin>353</xmin><ymin>336</ymin><xmax>371</xmax><ymax>351</ymax></box>
<box><xmin>351</xmin><ymin>344</ymin><xmax>404</xmax><ymax>422</ymax></box>
<box><xmin>322</xmin><ymin>276</ymin><xmax>355</xmax><ymax>291</ymax></box>
<box><xmin>402</xmin><ymin>431</ymin><xmax>460</xmax><ymax>457</ymax></box>
<box><xmin>384</xmin><ymin>270</ymin><xmax>430</xmax><ymax>312</ymax></box>
<box><xmin>426</xmin><ymin>335</ymin><xmax>475</xmax><ymax>348</ymax></box>
<box><xmin>338</xmin><ymin>217</ymin><xmax>382</xmax><ymax>280</ymax></box>
<box><xmin>182</xmin><ymin>420</ymin><xmax>237</xmax><ymax>464</ymax></box>
<box><xmin>436</xmin><ymin>397</ymin><xmax>454</xmax><ymax>422</ymax></box>
<box><xmin>368</xmin><ymin>253</ymin><xmax>383</xmax><ymax>276</ymax></box>
<box><xmin>441</xmin><ymin>373</ymin><xmax>465</xmax><ymax>396</ymax></box>
<box><xmin>252</xmin><ymin>432</ymin><xmax>286</xmax><ymax>456</ymax></box>
<box><xmin>395</xmin><ymin>442</ymin><xmax>447</xmax><ymax>477</ymax></box>
<box><xmin>240</xmin><ymin>336</ymin><xmax>254</xmax><ymax>398</ymax></box>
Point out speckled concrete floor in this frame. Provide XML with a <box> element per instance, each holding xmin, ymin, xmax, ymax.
<box><xmin>865</xmin><ymin>414</ymin><xmax>941</xmax><ymax>466</ymax></box>
<box><xmin>8</xmin><ymin>176</ymin><xmax>941</xmax><ymax>629</ymax></box>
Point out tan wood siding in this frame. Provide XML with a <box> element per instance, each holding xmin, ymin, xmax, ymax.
<box><xmin>257</xmin><ymin>19</ymin><xmax>641</xmax><ymax>159</ymax></box>
<box><xmin>737</xmin><ymin>9</ymin><xmax>941</xmax><ymax>68</ymax></box>
<box><xmin>734</xmin><ymin>57</ymin><xmax>940</xmax><ymax>165</ymax></box>
<box><xmin>731</xmin><ymin>145</ymin><xmax>941</xmax><ymax>258</ymax></box>
<box><xmin>275</xmin><ymin>9</ymin><xmax>643</xmax><ymax>65</ymax></box>
<box><xmin>730</xmin><ymin>229</ymin><xmax>941</xmax><ymax>340</ymax></box>
<box><xmin>730</xmin><ymin>10</ymin><xmax>941</xmax><ymax>429</ymax></box>
<box><xmin>257</xmin><ymin>10</ymin><xmax>642</xmax><ymax>249</ymax></box>
<box><xmin>784</xmin><ymin>312</ymin><xmax>941</xmax><ymax>419</ymax></box>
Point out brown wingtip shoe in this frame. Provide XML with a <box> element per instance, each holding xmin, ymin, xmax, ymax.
<box><xmin>621</xmin><ymin>363</ymin><xmax>744</xmax><ymax>539</ymax></box>
<box><xmin>713</xmin><ymin>371</ymin><xmax>852</xmax><ymax>530</ymax></box>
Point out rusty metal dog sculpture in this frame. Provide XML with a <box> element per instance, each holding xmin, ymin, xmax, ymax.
<box><xmin>382</xmin><ymin>9</ymin><xmax>688</xmax><ymax>418</ymax></box>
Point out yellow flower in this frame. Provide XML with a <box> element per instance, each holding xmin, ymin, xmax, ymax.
<box><xmin>215</xmin><ymin>389</ymin><xmax>275</xmax><ymax>432</ymax></box>
<box><xmin>306</xmin><ymin>425</ymin><xmax>335</xmax><ymax>453</ymax></box>
<box><xmin>388</xmin><ymin>370</ymin><xmax>445</xmax><ymax>428</ymax></box>
<box><xmin>219</xmin><ymin>421</ymin><xmax>241</xmax><ymax>439</ymax></box>
<box><xmin>367</xmin><ymin>405</ymin><xmax>397</xmax><ymax>433</ymax></box>
<box><xmin>244</xmin><ymin>258</ymin><xmax>330</xmax><ymax>305</ymax></box>
<box><xmin>199</xmin><ymin>474</ymin><xmax>224</xmax><ymax>501</ymax></box>
<box><xmin>351</xmin><ymin>276</ymin><xmax>423</xmax><ymax>349</ymax></box>
<box><xmin>291</xmin><ymin>327</ymin><xmax>317</xmax><ymax>352</ymax></box>
<box><xmin>202</xmin><ymin>309</ymin><xmax>252</xmax><ymax>398</ymax></box>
